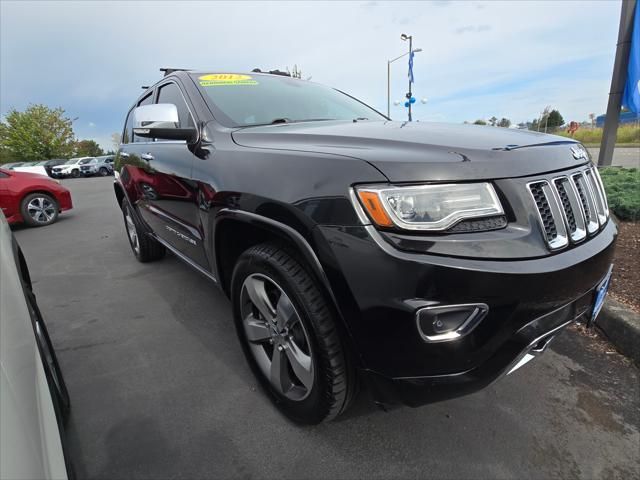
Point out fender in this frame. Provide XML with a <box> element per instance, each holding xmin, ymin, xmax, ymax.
<box><xmin>214</xmin><ymin>208</ymin><xmax>337</xmax><ymax>304</ymax></box>
<box><xmin>213</xmin><ymin>208</ymin><xmax>364</xmax><ymax>366</ymax></box>
<box><xmin>113</xmin><ymin>173</ymin><xmax>147</xmax><ymax>229</ymax></box>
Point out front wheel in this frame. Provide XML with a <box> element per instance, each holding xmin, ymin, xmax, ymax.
<box><xmin>20</xmin><ymin>193</ymin><xmax>59</xmax><ymax>227</ymax></box>
<box><xmin>231</xmin><ymin>243</ymin><xmax>355</xmax><ymax>424</ymax></box>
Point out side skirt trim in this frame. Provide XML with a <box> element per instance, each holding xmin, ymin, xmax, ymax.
<box><xmin>151</xmin><ymin>233</ymin><xmax>218</xmax><ymax>284</ymax></box>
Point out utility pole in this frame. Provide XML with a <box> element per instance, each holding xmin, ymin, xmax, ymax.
<box><xmin>599</xmin><ymin>0</ymin><xmax>637</xmax><ymax>166</ymax></box>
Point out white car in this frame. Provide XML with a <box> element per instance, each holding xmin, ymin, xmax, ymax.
<box><xmin>0</xmin><ymin>212</ymin><xmax>72</xmax><ymax>479</ymax></box>
<box><xmin>51</xmin><ymin>157</ymin><xmax>96</xmax><ymax>178</ymax></box>
<box><xmin>12</xmin><ymin>161</ymin><xmax>49</xmax><ymax>177</ymax></box>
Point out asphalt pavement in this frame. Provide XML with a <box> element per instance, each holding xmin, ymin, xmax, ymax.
<box><xmin>12</xmin><ymin>177</ymin><xmax>640</xmax><ymax>480</ymax></box>
<box><xmin>587</xmin><ymin>146</ymin><xmax>640</xmax><ymax>168</ymax></box>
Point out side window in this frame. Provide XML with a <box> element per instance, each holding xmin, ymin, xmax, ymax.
<box><xmin>122</xmin><ymin>109</ymin><xmax>133</xmax><ymax>144</ymax></box>
<box><xmin>156</xmin><ymin>82</ymin><xmax>195</xmax><ymax>130</ymax></box>
<box><xmin>134</xmin><ymin>93</ymin><xmax>155</xmax><ymax>143</ymax></box>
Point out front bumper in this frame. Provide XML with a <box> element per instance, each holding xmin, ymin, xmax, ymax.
<box><xmin>57</xmin><ymin>190</ymin><xmax>73</xmax><ymax>211</ymax></box>
<box><xmin>316</xmin><ymin>220</ymin><xmax>617</xmax><ymax>407</ymax></box>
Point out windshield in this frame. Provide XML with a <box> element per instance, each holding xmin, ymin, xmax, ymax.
<box><xmin>65</xmin><ymin>158</ymin><xmax>80</xmax><ymax>165</ymax></box>
<box><xmin>193</xmin><ymin>73</ymin><xmax>385</xmax><ymax>127</ymax></box>
<box><xmin>80</xmin><ymin>158</ymin><xmax>95</xmax><ymax>165</ymax></box>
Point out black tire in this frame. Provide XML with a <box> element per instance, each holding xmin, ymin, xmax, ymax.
<box><xmin>121</xmin><ymin>202</ymin><xmax>165</xmax><ymax>262</ymax></box>
<box><xmin>20</xmin><ymin>192</ymin><xmax>59</xmax><ymax>227</ymax></box>
<box><xmin>71</xmin><ymin>169</ymin><xmax>80</xmax><ymax>178</ymax></box>
<box><xmin>231</xmin><ymin>243</ymin><xmax>355</xmax><ymax>424</ymax></box>
<box><xmin>98</xmin><ymin>167</ymin><xmax>108</xmax><ymax>176</ymax></box>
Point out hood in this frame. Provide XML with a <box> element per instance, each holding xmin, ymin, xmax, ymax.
<box><xmin>231</xmin><ymin>120</ymin><xmax>586</xmax><ymax>182</ymax></box>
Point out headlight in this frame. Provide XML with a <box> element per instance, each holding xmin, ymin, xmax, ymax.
<box><xmin>355</xmin><ymin>183</ymin><xmax>504</xmax><ymax>231</ymax></box>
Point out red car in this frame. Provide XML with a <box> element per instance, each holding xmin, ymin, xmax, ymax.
<box><xmin>0</xmin><ymin>168</ymin><xmax>73</xmax><ymax>226</ymax></box>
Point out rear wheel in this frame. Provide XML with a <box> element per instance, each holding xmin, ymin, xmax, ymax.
<box><xmin>98</xmin><ymin>167</ymin><xmax>108</xmax><ymax>176</ymax></box>
<box><xmin>231</xmin><ymin>243</ymin><xmax>355</xmax><ymax>424</ymax></box>
<box><xmin>122</xmin><ymin>202</ymin><xmax>165</xmax><ymax>262</ymax></box>
<box><xmin>71</xmin><ymin>169</ymin><xmax>80</xmax><ymax>178</ymax></box>
<box><xmin>20</xmin><ymin>193</ymin><xmax>59</xmax><ymax>227</ymax></box>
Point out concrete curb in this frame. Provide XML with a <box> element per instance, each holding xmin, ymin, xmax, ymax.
<box><xmin>596</xmin><ymin>297</ymin><xmax>640</xmax><ymax>366</ymax></box>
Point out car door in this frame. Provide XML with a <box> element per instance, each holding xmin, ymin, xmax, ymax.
<box><xmin>120</xmin><ymin>82</ymin><xmax>209</xmax><ymax>269</ymax></box>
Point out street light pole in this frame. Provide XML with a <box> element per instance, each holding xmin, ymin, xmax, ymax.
<box><xmin>400</xmin><ymin>33</ymin><xmax>415</xmax><ymax>121</ymax></box>
<box><xmin>408</xmin><ymin>35</ymin><xmax>413</xmax><ymax>121</ymax></box>
<box><xmin>387</xmin><ymin>47</ymin><xmax>421</xmax><ymax>118</ymax></box>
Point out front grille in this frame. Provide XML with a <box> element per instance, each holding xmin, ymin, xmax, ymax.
<box><xmin>554</xmin><ymin>179</ymin><xmax>576</xmax><ymax>233</ymax></box>
<box><xmin>528</xmin><ymin>182</ymin><xmax>559</xmax><ymax>244</ymax></box>
<box><xmin>528</xmin><ymin>166</ymin><xmax>609</xmax><ymax>250</ymax></box>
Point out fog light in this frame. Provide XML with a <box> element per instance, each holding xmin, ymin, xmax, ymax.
<box><xmin>416</xmin><ymin>303</ymin><xmax>488</xmax><ymax>343</ymax></box>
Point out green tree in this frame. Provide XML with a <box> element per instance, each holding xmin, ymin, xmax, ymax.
<box><xmin>546</xmin><ymin>109</ymin><xmax>564</xmax><ymax>129</ymax></box>
<box><xmin>498</xmin><ymin>117</ymin><xmax>511</xmax><ymax>128</ymax></box>
<box><xmin>0</xmin><ymin>104</ymin><xmax>76</xmax><ymax>162</ymax></box>
<box><xmin>473</xmin><ymin>119</ymin><xmax>487</xmax><ymax>125</ymax></box>
<box><xmin>488</xmin><ymin>116</ymin><xmax>498</xmax><ymax>126</ymax></box>
<box><xmin>75</xmin><ymin>139</ymin><xmax>104</xmax><ymax>157</ymax></box>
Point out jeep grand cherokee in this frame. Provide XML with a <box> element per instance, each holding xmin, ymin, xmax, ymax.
<box><xmin>114</xmin><ymin>70</ymin><xmax>616</xmax><ymax>424</ymax></box>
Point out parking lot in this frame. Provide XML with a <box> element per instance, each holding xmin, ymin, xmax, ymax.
<box><xmin>12</xmin><ymin>177</ymin><xmax>639</xmax><ymax>480</ymax></box>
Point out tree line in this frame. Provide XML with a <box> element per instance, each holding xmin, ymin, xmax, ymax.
<box><xmin>0</xmin><ymin>104</ymin><xmax>112</xmax><ymax>163</ymax></box>
<box><xmin>468</xmin><ymin>109</ymin><xmax>565</xmax><ymax>131</ymax></box>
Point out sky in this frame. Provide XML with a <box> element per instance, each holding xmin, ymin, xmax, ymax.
<box><xmin>0</xmin><ymin>0</ymin><xmax>622</xmax><ymax>151</ymax></box>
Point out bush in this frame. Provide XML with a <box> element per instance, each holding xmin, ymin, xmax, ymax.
<box><xmin>599</xmin><ymin>167</ymin><xmax>640</xmax><ymax>221</ymax></box>
<box><xmin>556</xmin><ymin>124</ymin><xmax>640</xmax><ymax>144</ymax></box>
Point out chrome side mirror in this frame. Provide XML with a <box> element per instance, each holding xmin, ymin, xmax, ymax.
<box><xmin>132</xmin><ymin>103</ymin><xmax>197</xmax><ymax>142</ymax></box>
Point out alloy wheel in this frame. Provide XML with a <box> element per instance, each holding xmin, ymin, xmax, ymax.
<box><xmin>27</xmin><ymin>197</ymin><xmax>56</xmax><ymax>224</ymax></box>
<box><xmin>240</xmin><ymin>273</ymin><xmax>315</xmax><ymax>401</ymax></box>
<box><xmin>124</xmin><ymin>209</ymin><xmax>140</xmax><ymax>254</ymax></box>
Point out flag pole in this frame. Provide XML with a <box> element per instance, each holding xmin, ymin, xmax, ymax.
<box><xmin>598</xmin><ymin>0</ymin><xmax>637</xmax><ymax>166</ymax></box>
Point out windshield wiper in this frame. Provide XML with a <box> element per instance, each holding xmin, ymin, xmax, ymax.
<box><xmin>270</xmin><ymin>118</ymin><xmax>291</xmax><ymax>124</ymax></box>
<box><xmin>241</xmin><ymin>118</ymin><xmax>337</xmax><ymax>128</ymax></box>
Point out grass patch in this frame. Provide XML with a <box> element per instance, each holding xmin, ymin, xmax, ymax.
<box><xmin>599</xmin><ymin>167</ymin><xmax>640</xmax><ymax>221</ymax></box>
<box><xmin>555</xmin><ymin>124</ymin><xmax>640</xmax><ymax>144</ymax></box>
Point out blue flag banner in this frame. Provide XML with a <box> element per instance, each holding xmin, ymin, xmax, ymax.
<box><xmin>622</xmin><ymin>3</ymin><xmax>640</xmax><ymax>113</ymax></box>
<box><xmin>408</xmin><ymin>50</ymin><xmax>415</xmax><ymax>85</ymax></box>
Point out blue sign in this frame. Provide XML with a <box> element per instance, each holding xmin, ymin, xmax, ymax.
<box><xmin>622</xmin><ymin>3</ymin><xmax>640</xmax><ymax>113</ymax></box>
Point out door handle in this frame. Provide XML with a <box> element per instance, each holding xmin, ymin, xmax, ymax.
<box><xmin>141</xmin><ymin>153</ymin><xmax>155</xmax><ymax>161</ymax></box>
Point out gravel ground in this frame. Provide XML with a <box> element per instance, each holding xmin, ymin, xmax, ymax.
<box><xmin>12</xmin><ymin>177</ymin><xmax>640</xmax><ymax>480</ymax></box>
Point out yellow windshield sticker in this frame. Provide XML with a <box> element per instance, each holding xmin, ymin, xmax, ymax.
<box><xmin>199</xmin><ymin>74</ymin><xmax>258</xmax><ymax>86</ymax></box>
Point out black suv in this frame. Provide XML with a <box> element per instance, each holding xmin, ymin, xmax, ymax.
<box><xmin>114</xmin><ymin>71</ymin><xmax>616</xmax><ymax>424</ymax></box>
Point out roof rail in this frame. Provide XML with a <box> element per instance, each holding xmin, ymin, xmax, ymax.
<box><xmin>159</xmin><ymin>67</ymin><xmax>192</xmax><ymax>77</ymax></box>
